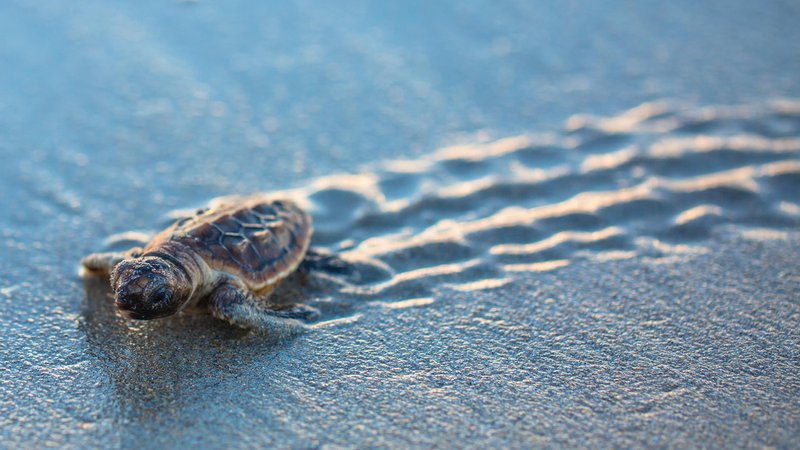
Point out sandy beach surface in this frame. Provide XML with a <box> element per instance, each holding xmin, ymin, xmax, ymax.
<box><xmin>1</xmin><ymin>1</ymin><xmax>799</xmax><ymax>448</ymax></box>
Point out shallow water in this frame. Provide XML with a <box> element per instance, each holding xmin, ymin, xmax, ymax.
<box><xmin>2</xmin><ymin>1</ymin><xmax>800</xmax><ymax>448</ymax></box>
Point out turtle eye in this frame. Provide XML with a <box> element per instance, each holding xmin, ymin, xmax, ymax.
<box><xmin>150</xmin><ymin>288</ymin><xmax>172</xmax><ymax>306</ymax></box>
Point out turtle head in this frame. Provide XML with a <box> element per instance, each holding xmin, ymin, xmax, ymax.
<box><xmin>110</xmin><ymin>255</ymin><xmax>192</xmax><ymax>320</ymax></box>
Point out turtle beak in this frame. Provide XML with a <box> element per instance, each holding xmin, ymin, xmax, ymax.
<box><xmin>114</xmin><ymin>296</ymin><xmax>140</xmax><ymax>318</ymax></box>
<box><xmin>115</xmin><ymin>298</ymin><xmax>132</xmax><ymax>312</ymax></box>
<box><xmin>114</xmin><ymin>296</ymin><xmax>150</xmax><ymax>320</ymax></box>
<box><xmin>114</xmin><ymin>288</ymin><xmax>145</xmax><ymax>319</ymax></box>
<box><xmin>114</xmin><ymin>286</ymin><xmax>131</xmax><ymax>309</ymax></box>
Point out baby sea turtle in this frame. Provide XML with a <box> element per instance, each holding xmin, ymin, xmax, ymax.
<box><xmin>82</xmin><ymin>196</ymin><xmax>323</xmax><ymax>332</ymax></box>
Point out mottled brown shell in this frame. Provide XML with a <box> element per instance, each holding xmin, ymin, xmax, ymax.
<box><xmin>145</xmin><ymin>196</ymin><xmax>312</xmax><ymax>289</ymax></box>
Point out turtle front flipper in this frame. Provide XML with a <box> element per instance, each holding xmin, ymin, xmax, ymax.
<box><xmin>81</xmin><ymin>247</ymin><xmax>143</xmax><ymax>275</ymax></box>
<box><xmin>207</xmin><ymin>283</ymin><xmax>319</xmax><ymax>335</ymax></box>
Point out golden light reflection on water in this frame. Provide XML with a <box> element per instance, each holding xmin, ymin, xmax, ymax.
<box><xmin>376</xmin><ymin>297</ymin><xmax>435</xmax><ymax>309</ymax></box>
<box><xmin>739</xmin><ymin>228</ymin><xmax>791</xmax><ymax>241</ymax></box>
<box><xmin>674</xmin><ymin>205</ymin><xmax>723</xmax><ymax>225</ymax></box>
<box><xmin>490</xmin><ymin>227</ymin><xmax>624</xmax><ymax>256</ymax></box>
<box><xmin>449</xmin><ymin>277</ymin><xmax>513</xmax><ymax>292</ymax></box>
<box><xmin>502</xmin><ymin>260</ymin><xmax>571</xmax><ymax>273</ymax></box>
<box><xmin>566</xmin><ymin>101</ymin><xmax>675</xmax><ymax>134</ymax></box>
<box><xmin>309</xmin><ymin>314</ymin><xmax>364</xmax><ymax>329</ymax></box>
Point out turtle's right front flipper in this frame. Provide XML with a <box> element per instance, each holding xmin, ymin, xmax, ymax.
<box><xmin>207</xmin><ymin>282</ymin><xmax>318</xmax><ymax>336</ymax></box>
<box><xmin>81</xmin><ymin>247</ymin><xmax>142</xmax><ymax>275</ymax></box>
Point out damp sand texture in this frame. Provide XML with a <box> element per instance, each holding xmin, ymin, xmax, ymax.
<box><xmin>3</xmin><ymin>1</ymin><xmax>800</xmax><ymax>449</ymax></box>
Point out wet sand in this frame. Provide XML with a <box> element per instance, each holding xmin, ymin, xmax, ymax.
<box><xmin>1</xmin><ymin>1</ymin><xmax>800</xmax><ymax>448</ymax></box>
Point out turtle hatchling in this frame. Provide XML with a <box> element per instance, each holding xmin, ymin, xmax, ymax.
<box><xmin>82</xmin><ymin>196</ymin><xmax>325</xmax><ymax>332</ymax></box>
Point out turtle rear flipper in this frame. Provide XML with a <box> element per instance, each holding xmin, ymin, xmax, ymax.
<box><xmin>300</xmin><ymin>248</ymin><xmax>352</xmax><ymax>275</ymax></box>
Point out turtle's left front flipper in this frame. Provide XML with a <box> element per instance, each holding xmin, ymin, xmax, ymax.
<box><xmin>81</xmin><ymin>247</ymin><xmax>143</xmax><ymax>275</ymax></box>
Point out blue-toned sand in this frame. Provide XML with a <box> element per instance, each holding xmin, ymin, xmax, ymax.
<box><xmin>1</xmin><ymin>1</ymin><xmax>799</xmax><ymax>448</ymax></box>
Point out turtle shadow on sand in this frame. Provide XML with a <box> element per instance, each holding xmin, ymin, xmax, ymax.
<box><xmin>78</xmin><ymin>275</ymin><xmax>301</xmax><ymax>420</ymax></box>
<box><xmin>77</xmin><ymin>260</ymin><xmax>369</xmax><ymax>406</ymax></box>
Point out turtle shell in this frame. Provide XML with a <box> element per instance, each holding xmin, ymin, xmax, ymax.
<box><xmin>146</xmin><ymin>196</ymin><xmax>312</xmax><ymax>289</ymax></box>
